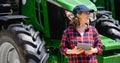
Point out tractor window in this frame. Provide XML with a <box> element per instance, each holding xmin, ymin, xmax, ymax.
<box><xmin>47</xmin><ymin>1</ymin><xmax>69</xmax><ymax>39</ymax></box>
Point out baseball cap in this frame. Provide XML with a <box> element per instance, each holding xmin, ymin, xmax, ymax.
<box><xmin>72</xmin><ymin>5</ymin><xmax>94</xmax><ymax>15</ymax></box>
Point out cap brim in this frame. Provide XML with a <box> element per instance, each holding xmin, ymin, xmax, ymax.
<box><xmin>81</xmin><ymin>9</ymin><xmax>94</xmax><ymax>12</ymax></box>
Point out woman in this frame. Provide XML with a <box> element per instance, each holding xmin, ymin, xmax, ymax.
<box><xmin>60</xmin><ymin>5</ymin><xmax>102</xmax><ymax>63</ymax></box>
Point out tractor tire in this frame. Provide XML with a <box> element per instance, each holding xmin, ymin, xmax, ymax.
<box><xmin>0</xmin><ymin>23</ymin><xmax>49</xmax><ymax>63</ymax></box>
<box><xmin>96</xmin><ymin>16</ymin><xmax>120</xmax><ymax>41</ymax></box>
<box><xmin>107</xmin><ymin>27</ymin><xmax>120</xmax><ymax>41</ymax></box>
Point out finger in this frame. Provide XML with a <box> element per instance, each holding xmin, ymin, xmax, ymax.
<box><xmin>78</xmin><ymin>48</ymin><xmax>84</xmax><ymax>50</ymax></box>
<box><xmin>73</xmin><ymin>46</ymin><xmax>77</xmax><ymax>50</ymax></box>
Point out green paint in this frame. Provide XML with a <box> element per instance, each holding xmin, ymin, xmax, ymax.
<box><xmin>56</xmin><ymin>0</ymin><xmax>97</xmax><ymax>11</ymax></box>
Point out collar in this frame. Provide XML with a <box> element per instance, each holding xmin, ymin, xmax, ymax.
<box><xmin>70</xmin><ymin>24</ymin><xmax>90</xmax><ymax>32</ymax></box>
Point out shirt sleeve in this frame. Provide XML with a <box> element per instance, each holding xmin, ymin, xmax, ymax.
<box><xmin>60</xmin><ymin>30</ymin><xmax>69</xmax><ymax>56</ymax></box>
<box><xmin>92</xmin><ymin>27</ymin><xmax>103</xmax><ymax>54</ymax></box>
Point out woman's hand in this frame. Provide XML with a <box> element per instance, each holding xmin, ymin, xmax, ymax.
<box><xmin>85</xmin><ymin>47</ymin><xmax>98</xmax><ymax>55</ymax></box>
<box><xmin>73</xmin><ymin>46</ymin><xmax>84</xmax><ymax>54</ymax></box>
<box><xmin>66</xmin><ymin>46</ymin><xmax>84</xmax><ymax>54</ymax></box>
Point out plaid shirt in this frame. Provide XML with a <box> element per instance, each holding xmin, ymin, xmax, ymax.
<box><xmin>60</xmin><ymin>25</ymin><xmax>102</xmax><ymax>63</ymax></box>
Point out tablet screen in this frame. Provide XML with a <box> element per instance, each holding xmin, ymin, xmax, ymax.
<box><xmin>77</xmin><ymin>43</ymin><xmax>92</xmax><ymax>50</ymax></box>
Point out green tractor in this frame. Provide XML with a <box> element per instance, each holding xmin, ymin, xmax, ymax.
<box><xmin>1</xmin><ymin>0</ymin><xmax>120</xmax><ymax>63</ymax></box>
<box><xmin>91</xmin><ymin>0</ymin><xmax>120</xmax><ymax>42</ymax></box>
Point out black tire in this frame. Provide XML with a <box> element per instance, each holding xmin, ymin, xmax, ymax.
<box><xmin>0</xmin><ymin>23</ymin><xmax>49</xmax><ymax>63</ymax></box>
<box><xmin>0</xmin><ymin>31</ymin><xmax>26</xmax><ymax>63</ymax></box>
<box><xmin>96</xmin><ymin>15</ymin><xmax>120</xmax><ymax>41</ymax></box>
<box><xmin>108</xmin><ymin>28</ymin><xmax>120</xmax><ymax>41</ymax></box>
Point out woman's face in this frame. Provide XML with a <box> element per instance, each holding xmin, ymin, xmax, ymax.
<box><xmin>77</xmin><ymin>12</ymin><xmax>90</xmax><ymax>25</ymax></box>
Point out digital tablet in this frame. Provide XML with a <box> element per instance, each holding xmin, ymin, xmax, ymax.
<box><xmin>77</xmin><ymin>43</ymin><xmax>92</xmax><ymax>50</ymax></box>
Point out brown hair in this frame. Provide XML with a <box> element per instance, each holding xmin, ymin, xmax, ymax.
<box><xmin>69</xmin><ymin>12</ymin><xmax>82</xmax><ymax>27</ymax></box>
